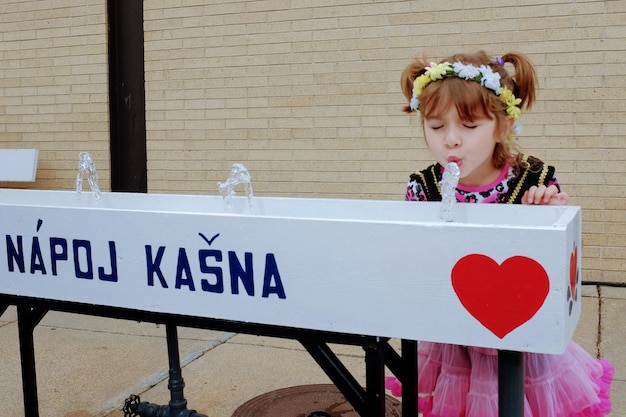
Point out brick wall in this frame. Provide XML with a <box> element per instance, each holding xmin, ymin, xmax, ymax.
<box><xmin>0</xmin><ymin>0</ymin><xmax>110</xmax><ymax>190</ymax></box>
<box><xmin>1</xmin><ymin>0</ymin><xmax>624</xmax><ymax>283</ymax></box>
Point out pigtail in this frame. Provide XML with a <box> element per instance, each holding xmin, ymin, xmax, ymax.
<box><xmin>400</xmin><ymin>59</ymin><xmax>429</xmax><ymax>113</ymax></box>
<box><xmin>501</xmin><ymin>52</ymin><xmax>537</xmax><ymax>110</ymax></box>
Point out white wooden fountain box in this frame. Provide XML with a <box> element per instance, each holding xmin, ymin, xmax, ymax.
<box><xmin>0</xmin><ymin>189</ymin><xmax>581</xmax><ymax>354</ymax></box>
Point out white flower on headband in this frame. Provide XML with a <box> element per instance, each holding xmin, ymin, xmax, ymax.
<box><xmin>478</xmin><ymin>65</ymin><xmax>501</xmax><ymax>95</ymax></box>
<box><xmin>452</xmin><ymin>62</ymin><xmax>481</xmax><ymax>80</ymax></box>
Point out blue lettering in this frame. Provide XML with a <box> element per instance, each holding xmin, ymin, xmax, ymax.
<box><xmin>50</xmin><ymin>237</ymin><xmax>68</xmax><ymax>276</ymax></box>
<box><xmin>30</xmin><ymin>237</ymin><xmax>46</xmax><ymax>275</ymax></box>
<box><xmin>175</xmin><ymin>248</ymin><xmax>195</xmax><ymax>291</ymax></box>
<box><xmin>144</xmin><ymin>237</ymin><xmax>286</xmax><ymax>301</ymax></box>
<box><xmin>6</xmin><ymin>235</ymin><xmax>25</xmax><ymax>273</ymax></box>
<box><xmin>73</xmin><ymin>240</ymin><xmax>93</xmax><ymax>279</ymax></box>
<box><xmin>4</xmin><ymin>222</ymin><xmax>117</xmax><ymax>283</ymax></box>
<box><xmin>98</xmin><ymin>241</ymin><xmax>118</xmax><ymax>282</ymax></box>
<box><xmin>146</xmin><ymin>245</ymin><xmax>168</xmax><ymax>288</ymax></box>
<box><xmin>199</xmin><ymin>249</ymin><xmax>224</xmax><ymax>293</ymax></box>
<box><xmin>229</xmin><ymin>251</ymin><xmax>254</xmax><ymax>296</ymax></box>
<box><xmin>262</xmin><ymin>253</ymin><xmax>286</xmax><ymax>299</ymax></box>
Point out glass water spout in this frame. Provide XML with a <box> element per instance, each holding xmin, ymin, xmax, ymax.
<box><xmin>440</xmin><ymin>161</ymin><xmax>460</xmax><ymax>222</ymax></box>
<box><xmin>218</xmin><ymin>163</ymin><xmax>254</xmax><ymax>209</ymax></box>
<box><xmin>76</xmin><ymin>151</ymin><xmax>101</xmax><ymax>200</ymax></box>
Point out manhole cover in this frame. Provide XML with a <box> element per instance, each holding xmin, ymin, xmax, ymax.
<box><xmin>231</xmin><ymin>384</ymin><xmax>401</xmax><ymax>417</ymax></box>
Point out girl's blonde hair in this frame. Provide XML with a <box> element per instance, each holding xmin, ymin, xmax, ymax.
<box><xmin>401</xmin><ymin>51</ymin><xmax>537</xmax><ymax>169</ymax></box>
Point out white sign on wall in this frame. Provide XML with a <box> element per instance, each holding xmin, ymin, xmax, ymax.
<box><xmin>0</xmin><ymin>189</ymin><xmax>581</xmax><ymax>354</ymax></box>
<box><xmin>0</xmin><ymin>149</ymin><xmax>39</xmax><ymax>182</ymax></box>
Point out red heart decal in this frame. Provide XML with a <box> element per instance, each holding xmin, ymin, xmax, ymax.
<box><xmin>569</xmin><ymin>245</ymin><xmax>578</xmax><ymax>301</ymax></box>
<box><xmin>451</xmin><ymin>254</ymin><xmax>549</xmax><ymax>339</ymax></box>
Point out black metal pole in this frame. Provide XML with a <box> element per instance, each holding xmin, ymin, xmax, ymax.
<box><xmin>107</xmin><ymin>0</ymin><xmax>147</xmax><ymax>193</ymax></box>
<box><xmin>400</xmin><ymin>339</ymin><xmax>418</xmax><ymax>417</ymax></box>
<box><xmin>300</xmin><ymin>339</ymin><xmax>368</xmax><ymax>414</ymax></box>
<box><xmin>134</xmin><ymin>324</ymin><xmax>207</xmax><ymax>417</ymax></box>
<box><xmin>363</xmin><ymin>337</ymin><xmax>386</xmax><ymax>417</ymax></box>
<box><xmin>17</xmin><ymin>306</ymin><xmax>48</xmax><ymax>417</ymax></box>
<box><xmin>498</xmin><ymin>350</ymin><xmax>524</xmax><ymax>417</ymax></box>
<box><xmin>165</xmin><ymin>325</ymin><xmax>189</xmax><ymax>412</ymax></box>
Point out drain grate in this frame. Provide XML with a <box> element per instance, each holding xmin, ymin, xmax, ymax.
<box><xmin>231</xmin><ymin>384</ymin><xmax>401</xmax><ymax>417</ymax></box>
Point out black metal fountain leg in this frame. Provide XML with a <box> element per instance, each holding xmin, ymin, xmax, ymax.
<box><xmin>363</xmin><ymin>337</ymin><xmax>386</xmax><ymax>417</ymax></box>
<box><xmin>17</xmin><ymin>306</ymin><xmax>48</xmax><ymax>417</ymax></box>
<box><xmin>165</xmin><ymin>324</ymin><xmax>190</xmax><ymax>412</ymax></box>
<box><xmin>128</xmin><ymin>324</ymin><xmax>207</xmax><ymax>417</ymax></box>
<box><xmin>299</xmin><ymin>338</ymin><xmax>368</xmax><ymax>416</ymax></box>
<box><xmin>382</xmin><ymin>339</ymin><xmax>418</xmax><ymax>417</ymax></box>
<box><xmin>400</xmin><ymin>339</ymin><xmax>418</xmax><ymax>417</ymax></box>
<box><xmin>498</xmin><ymin>350</ymin><xmax>524</xmax><ymax>417</ymax></box>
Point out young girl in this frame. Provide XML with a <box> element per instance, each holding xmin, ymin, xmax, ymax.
<box><xmin>385</xmin><ymin>51</ymin><xmax>614</xmax><ymax>417</ymax></box>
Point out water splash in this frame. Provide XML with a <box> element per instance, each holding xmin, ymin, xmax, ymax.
<box><xmin>76</xmin><ymin>151</ymin><xmax>101</xmax><ymax>200</ymax></box>
<box><xmin>218</xmin><ymin>163</ymin><xmax>254</xmax><ymax>210</ymax></box>
<box><xmin>440</xmin><ymin>162</ymin><xmax>460</xmax><ymax>222</ymax></box>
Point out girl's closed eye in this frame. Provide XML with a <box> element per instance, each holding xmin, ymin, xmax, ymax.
<box><xmin>461</xmin><ymin>118</ymin><xmax>482</xmax><ymax>129</ymax></box>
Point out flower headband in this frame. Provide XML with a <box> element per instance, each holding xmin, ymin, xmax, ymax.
<box><xmin>410</xmin><ymin>61</ymin><xmax>523</xmax><ymax>135</ymax></box>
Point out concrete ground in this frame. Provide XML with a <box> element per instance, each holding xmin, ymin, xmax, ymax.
<box><xmin>0</xmin><ymin>285</ymin><xmax>623</xmax><ymax>417</ymax></box>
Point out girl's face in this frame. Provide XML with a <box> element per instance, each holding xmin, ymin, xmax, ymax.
<box><xmin>423</xmin><ymin>106</ymin><xmax>502</xmax><ymax>187</ymax></box>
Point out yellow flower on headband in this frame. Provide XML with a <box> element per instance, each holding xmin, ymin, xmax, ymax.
<box><xmin>413</xmin><ymin>75</ymin><xmax>431</xmax><ymax>97</ymax></box>
<box><xmin>499</xmin><ymin>86</ymin><xmax>514</xmax><ymax>103</ymax></box>
<box><xmin>424</xmin><ymin>62</ymin><xmax>453</xmax><ymax>80</ymax></box>
<box><xmin>500</xmin><ymin>86</ymin><xmax>522</xmax><ymax>120</ymax></box>
<box><xmin>411</xmin><ymin>62</ymin><xmax>454</xmax><ymax>107</ymax></box>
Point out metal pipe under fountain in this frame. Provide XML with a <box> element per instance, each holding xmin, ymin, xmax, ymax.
<box><xmin>122</xmin><ymin>325</ymin><xmax>208</xmax><ymax>417</ymax></box>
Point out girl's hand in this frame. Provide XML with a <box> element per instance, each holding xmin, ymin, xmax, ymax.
<box><xmin>522</xmin><ymin>185</ymin><xmax>569</xmax><ymax>205</ymax></box>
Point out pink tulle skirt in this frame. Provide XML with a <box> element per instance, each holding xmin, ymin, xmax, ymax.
<box><xmin>385</xmin><ymin>341</ymin><xmax>614</xmax><ymax>417</ymax></box>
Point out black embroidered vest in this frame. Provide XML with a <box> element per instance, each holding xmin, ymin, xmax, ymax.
<box><xmin>408</xmin><ymin>155</ymin><xmax>557</xmax><ymax>204</ymax></box>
